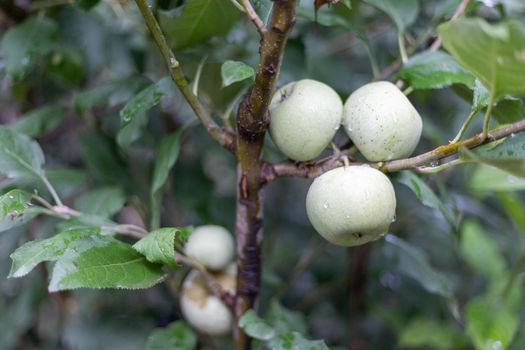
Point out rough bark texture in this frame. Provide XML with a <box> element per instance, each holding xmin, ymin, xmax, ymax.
<box><xmin>234</xmin><ymin>1</ymin><xmax>297</xmax><ymax>349</ymax></box>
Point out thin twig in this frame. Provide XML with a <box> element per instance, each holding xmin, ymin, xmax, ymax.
<box><xmin>174</xmin><ymin>253</ymin><xmax>236</xmax><ymax>310</ymax></box>
<box><xmin>380</xmin><ymin>118</ymin><xmax>525</xmax><ymax>172</ymax></box>
<box><xmin>416</xmin><ymin>158</ymin><xmax>468</xmax><ymax>174</ymax></box>
<box><xmin>241</xmin><ymin>0</ymin><xmax>266</xmax><ymax>36</ymax></box>
<box><xmin>261</xmin><ymin>149</ymin><xmax>353</xmax><ymax>183</ymax></box>
<box><xmin>264</xmin><ymin>118</ymin><xmax>525</xmax><ymax>180</ymax></box>
<box><xmin>101</xmin><ymin>224</ymin><xmax>148</xmax><ymax>239</ymax></box>
<box><xmin>134</xmin><ymin>0</ymin><xmax>235</xmax><ymax>151</ymax></box>
<box><xmin>429</xmin><ymin>0</ymin><xmax>471</xmax><ymax>51</ymax></box>
<box><xmin>41</xmin><ymin>174</ymin><xmax>63</xmax><ymax>206</ymax></box>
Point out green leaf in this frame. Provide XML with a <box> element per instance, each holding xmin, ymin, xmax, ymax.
<box><xmin>253</xmin><ymin>0</ymin><xmax>273</xmax><ymax>25</ymax></box>
<box><xmin>470</xmin><ymin>164</ymin><xmax>525</xmax><ymax>192</ymax></box>
<box><xmin>363</xmin><ymin>0</ymin><xmax>419</xmax><ymax>32</ymax></box>
<box><xmin>439</xmin><ymin>19</ymin><xmax>525</xmax><ymax>99</ymax></box>
<box><xmin>74</xmin><ymin>187</ymin><xmax>126</xmax><ymax>218</ymax></box>
<box><xmin>46</xmin><ymin>46</ymin><xmax>85</xmax><ymax>85</ymax></box>
<box><xmin>384</xmin><ymin>235</ymin><xmax>453</xmax><ymax>298</ymax></box>
<box><xmin>399</xmin><ymin>317</ymin><xmax>467</xmax><ymax>350</ymax></box>
<box><xmin>0</xmin><ymin>126</ymin><xmax>45</xmax><ymax>180</ymax></box>
<box><xmin>120</xmin><ymin>77</ymin><xmax>175</xmax><ymax>126</ymax></box>
<box><xmin>79</xmin><ymin>132</ymin><xmax>127</xmax><ymax>184</ymax></box>
<box><xmin>159</xmin><ymin>0</ymin><xmax>241</xmax><ymax>49</ymax></box>
<box><xmin>472</xmin><ymin>80</ymin><xmax>525</xmax><ymax>124</ymax></box>
<box><xmin>0</xmin><ymin>16</ymin><xmax>58</xmax><ymax>79</ymax></box>
<box><xmin>473</xmin><ymin>80</ymin><xmax>491</xmax><ymax>112</ymax></box>
<box><xmin>45</xmin><ymin>167</ymin><xmax>88</xmax><ymax>198</ymax></box>
<box><xmin>266</xmin><ymin>300</ymin><xmax>308</xmax><ymax>335</ymax></box>
<box><xmin>0</xmin><ymin>189</ymin><xmax>38</xmax><ymax>233</ymax></box>
<box><xmin>76</xmin><ymin>0</ymin><xmax>100</xmax><ymax>10</ymax></box>
<box><xmin>132</xmin><ymin>227</ymin><xmax>192</xmax><ymax>268</ymax></box>
<box><xmin>221</xmin><ymin>60</ymin><xmax>255</xmax><ymax>87</ymax></box>
<box><xmin>460</xmin><ymin>220</ymin><xmax>507</xmax><ymax>283</ymax></box>
<box><xmin>239</xmin><ymin>310</ymin><xmax>276</xmax><ymax>341</ymax></box>
<box><xmin>460</xmin><ymin>134</ymin><xmax>525</xmax><ymax>178</ymax></box>
<box><xmin>497</xmin><ymin>192</ymin><xmax>525</xmax><ymax>233</ymax></box>
<box><xmin>0</xmin><ymin>276</ymin><xmax>43</xmax><ymax>350</ymax></box>
<box><xmin>466</xmin><ymin>293</ymin><xmax>522</xmax><ymax>350</ymax></box>
<box><xmin>398</xmin><ymin>171</ymin><xmax>457</xmax><ymax>228</ymax></box>
<box><xmin>117</xmin><ymin>112</ymin><xmax>148</xmax><ymax>150</ymax></box>
<box><xmin>8</xmin><ymin>104</ymin><xmax>66</xmax><ymax>137</ymax></box>
<box><xmin>49</xmin><ymin>235</ymin><xmax>165</xmax><ymax>291</ymax></box>
<box><xmin>398</xmin><ymin>51</ymin><xmax>475</xmax><ymax>90</ymax></box>
<box><xmin>151</xmin><ymin>130</ymin><xmax>184</xmax><ymax>195</ymax></box>
<box><xmin>268</xmin><ymin>331</ymin><xmax>329</xmax><ymax>350</ymax></box>
<box><xmin>296</xmin><ymin>6</ymin><xmax>350</xmax><ymax>28</ymax></box>
<box><xmin>146</xmin><ymin>321</ymin><xmax>197</xmax><ymax>350</ymax></box>
<box><xmin>9</xmin><ymin>227</ymin><xmax>100</xmax><ymax>278</ymax></box>
<box><xmin>493</xmin><ymin>97</ymin><xmax>525</xmax><ymax>124</ymax></box>
<box><xmin>150</xmin><ymin>129</ymin><xmax>185</xmax><ymax>229</ymax></box>
<box><xmin>74</xmin><ymin>76</ymin><xmax>148</xmax><ymax>114</ymax></box>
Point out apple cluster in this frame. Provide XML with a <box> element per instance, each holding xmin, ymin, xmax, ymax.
<box><xmin>269</xmin><ymin>80</ymin><xmax>423</xmax><ymax>247</ymax></box>
<box><xmin>180</xmin><ymin>225</ymin><xmax>236</xmax><ymax>336</ymax></box>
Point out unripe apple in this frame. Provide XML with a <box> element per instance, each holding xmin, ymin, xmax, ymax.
<box><xmin>269</xmin><ymin>79</ymin><xmax>343</xmax><ymax>161</ymax></box>
<box><xmin>306</xmin><ymin>165</ymin><xmax>396</xmax><ymax>246</ymax></box>
<box><xmin>343</xmin><ymin>81</ymin><xmax>422</xmax><ymax>161</ymax></box>
<box><xmin>180</xmin><ymin>269</ymin><xmax>236</xmax><ymax>336</ymax></box>
<box><xmin>185</xmin><ymin>225</ymin><xmax>234</xmax><ymax>271</ymax></box>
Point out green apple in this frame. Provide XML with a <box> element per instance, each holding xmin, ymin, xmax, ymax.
<box><xmin>185</xmin><ymin>225</ymin><xmax>234</xmax><ymax>271</ymax></box>
<box><xmin>306</xmin><ymin>165</ymin><xmax>396</xmax><ymax>246</ymax></box>
<box><xmin>343</xmin><ymin>81</ymin><xmax>422</xmax><ymax>161</ymax></box>
<box><xmin>269</xmin><ymin>79</ymin><xmax>343</xmax><ymax>161</ymax></box>
<box><xmin>180</xmin><ymin>268</ymin><xmax>236</xmax><ymax>336</ymax></box>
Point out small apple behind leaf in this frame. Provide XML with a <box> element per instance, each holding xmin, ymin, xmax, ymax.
<box><xmin>184</xmin><ymin>225</ymin><xmax>234</xmax><ymax>271</ymax></box>
<box><xmin>269</xmin><ymin>79</ymin><xmax>343</xmax><ymax>161</ymax></box>
<box><xmin>343</xmin><ymin>81</ymin><xmax>422</xmax><ymax>161</ymax></box>
<box><xmin>306</xmin><ymin>165</ymin><xmax>396</xmax><ymax>247</ymax></box>
<box><xmin>180</xmin><ymin>268</ymin><xmax>236</xmax><ymax>336</ymax></box>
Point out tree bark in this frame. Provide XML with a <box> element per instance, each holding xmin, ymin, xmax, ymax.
<box><xmin>233</xmin><ymin>1</ymin><xmax>297</xmax><ymax>349</ymax></box>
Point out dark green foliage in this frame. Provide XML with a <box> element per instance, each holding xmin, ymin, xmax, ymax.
<box><xmin>1</xmin><ymin>1</ymin><xmax>525</xmax><ymax>350</ymax></box>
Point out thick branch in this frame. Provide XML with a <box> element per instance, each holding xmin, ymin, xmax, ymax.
<box><xmin>265</xmin><ymin>118</ymin><xmax>525</xmax><ymax>180</ymax></box>
<box><xmin>234</xmin><ymin>1</ymin><xmax>297</xmax><ymax>349</ymax></box>
<box><xmin>237</xmin><ymin>0</ymin><xmax>297</xmax><ymax>135</ymax></box>
<box><xmin>241</xmin><ymin>0</ymin><xmax>266</xmax><ymax>36</ymax></box>
<box><xmin>134</xmin><ymin>0</ymin><xmax>235</xmax><ymax>151</ymax></box>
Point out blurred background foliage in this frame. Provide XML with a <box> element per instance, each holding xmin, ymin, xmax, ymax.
<box><xmin>1</xmin><ymin>0</ymin><xmax>525</xmax><ymax>349</ymax></box>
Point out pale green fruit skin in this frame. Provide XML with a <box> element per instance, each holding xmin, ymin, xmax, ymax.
<box><xmin>343</xmin><ymin>81</ymin><xmax>422</xmax><ymax>161</ymax></box>
<box><xmin>185</xmin><ymin>225</ymin><xmax>234</xmax><ymax>271</ymax></box>
<box><xmin>306</xmin><ymin>165</ymin><xmax>396</xmax><ymax>247</ymax></box>
<box><xmin>269</xmin><ymin>79</ymin><xmax>343</xmax><ymax>161</ymax></box>
<box><xmin>180</xmin><ymin>269</ymin><xmax>236</xmax><ymax>336</ymax></box>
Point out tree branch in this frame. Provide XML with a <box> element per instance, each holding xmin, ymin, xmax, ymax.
<box><xmin>264</xmin><ymin>118</ymin><xmax>525</xmax><ymax>180</ymax></box>
<box><xmin>234</xmin><ymin>1</ymin><xmax>297</xmax><ymax>349</ymax></box>
<box><xmin>380</xmin><ymin>118</ymin><xmax>525</xmax><ymax>172</ymax></box>
<box><xmin>429</xmin><ymin>0</ymin><xmax>471</xmax><ymax>51</ymax></box>
<box><xmin>261</xmin><ymin>150</ymin><xmax>353</xmax><ymax>183</ymax></box>
<box><xmin>241</xmin><ymin>0</ymin><xmax>266</xmax><ymax>36</ymax></box>
<box><xmin>134</xmin><ymin>0</ymin><xmax>235</xmax><ymax>151</ymax></box>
